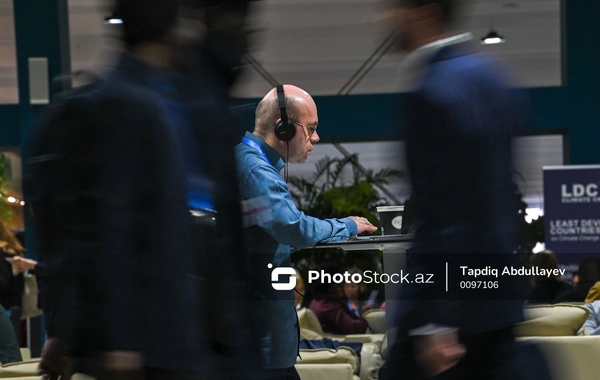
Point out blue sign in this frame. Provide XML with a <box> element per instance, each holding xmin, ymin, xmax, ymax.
<box><xmin>543</xmin><ymin>165</ymin><xmax>600</xmax><ymax>254</ymax></box>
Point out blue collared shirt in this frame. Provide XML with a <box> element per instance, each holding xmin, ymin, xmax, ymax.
<box><xmin>235</xmin><ymin>131</ymin><xmax>357</xmax><ymax>368</ymax></box>
<box><xmin>236</xmin><ymin>131</ymin><xmax>357</xmax><ymax>258</ymax></box>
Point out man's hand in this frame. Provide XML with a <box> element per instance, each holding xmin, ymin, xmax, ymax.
<box><xmin>12</xmin><ymin>256</ymin><xmax>37</xmax><ymax>272</ymax></box>
<box><xmin>97</xmin><ymin>350</ymin><xmax>144</xmax><ymax>380</ymax></box>
<box><xmin>38</xmin><ymin>338</ymin><xmax>70</xmax><ymax>380</ymax></box>
<box><xmin>413</xmin><ymin>332</ymin><xmax>466</xmax><ymax>377</ymax></box>
<box><xmin>348</xmin><ymin>216</ymin><xmax>378</xmax><ymax>235</ymax></box>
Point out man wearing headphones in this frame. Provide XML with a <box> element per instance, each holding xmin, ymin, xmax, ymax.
<box><xmin>235</xmin><ymin>84</ymin><xmax>377</xmax><ymax>379</ymax></box>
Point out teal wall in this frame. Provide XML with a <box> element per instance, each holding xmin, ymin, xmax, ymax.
<box><xmin>0</xmin><ymin>0</ymin><xmax>598</xmax><ymax>158</ymax></box>
<box><xmin>235</xmin><ymin>0</ymin><xmax>600</xmax><ymax>165</ymax></box>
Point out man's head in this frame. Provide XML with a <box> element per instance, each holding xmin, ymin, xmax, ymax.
<box><xmin>113</xmin><ymin>0</ymin><xmax>258</xmax><ymax>69</ymax></box>
<box><xmin>578</xmin><ymin>257</ymin><xmax>600</xmax><ymax>283</ymax></box>
<box><xmin>386</xmin><ymin>0</ymin><xmax>459</xmax><ymax>52</ymax></box>
<box><xmin>114</xmin><ymin>0</ymin><xmax>179</xmax><ymax>51</ymax></box>
<box><xmin>254</xmin><ymin>84</ymin><xmax>320</xmax><ymax>164</ymax></box>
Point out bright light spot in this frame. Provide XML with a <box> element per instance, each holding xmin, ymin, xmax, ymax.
<box><xmin>7</xmin><ymin>197</ymin><xmax>16</xmax><ymax>203</ymax></box>
<box><xmin>532</xmin><ymin>242</ymin><xmax>546</xmax><ymax>253</ymax></box>
<box><xmin>525</xmin><ymin>208</ymin><xmax>543</xmax><ymax>224</ymax></box>
<box><xmin>481</xmin><ymin>37</ymin><xmax>504</xmax><ymax>45</ymax></box>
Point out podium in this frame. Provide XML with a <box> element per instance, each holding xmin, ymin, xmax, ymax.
<box><xmin>315</xmin><ymin>234</ymin><xmax>415</xmax><ymax>333</ymax></box>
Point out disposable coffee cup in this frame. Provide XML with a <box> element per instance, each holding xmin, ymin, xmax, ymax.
<box><xmin>376</xmin><ymin>206</ymin><xmax>405</xmax><ymax>235</ymax></box>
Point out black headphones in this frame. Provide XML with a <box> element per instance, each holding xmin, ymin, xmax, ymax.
<box><xmin>274</xmin><ymin>84</ymin><xmax>296</xmax><ymax>142</ymax></box>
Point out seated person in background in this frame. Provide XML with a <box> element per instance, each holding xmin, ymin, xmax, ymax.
<box><xmin>307</xmin><ymin>262</ymin><xmax>369</xmax><ymax>335</ymax></box>
<box><xmin>527</xmin><ymin>250</ymin><xmax>570</xmax><ymax>304</ymax></box>
<box><xmin>586</xmin><ymin>281</ymin><xmax>600</xmax><ymax>303</ymax></box>
<box><xmin>0</xmin><ymin>222</ymin><xmax>25</xmax><ymax>313</ymax></box>
<box><xmin>0</xmin><ymin>304</ymin><xmax>21</xmax><ymax>364</ymax></box>
<box><xmin>554</xmin><ymin>257</ymin><xmax>600</xmax><ymax>303</ymax></box>
<box><xmin>578</xmin><ymin>301</ymin><xmax>600</xmax><ymax>336</ymax></box>
<box><xmin>572</xmin><ymin>272</ymin><xmax>580</xmax><ymax>287</ymax></box>
<box><xmin>344</xmin><ymin>267</ymin><xmax>369</xmax><ymax>316</ymax></box>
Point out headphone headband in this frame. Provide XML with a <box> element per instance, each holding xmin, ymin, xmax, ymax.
<box><xmin>274</xmin><ymin>84</ymin><xmax>295</xmax><ymax>142</ymax></box>
<box><xmin>276</xmin><ymin>84</ymin><xmax>287</xmax><ymax>125</ymax></box>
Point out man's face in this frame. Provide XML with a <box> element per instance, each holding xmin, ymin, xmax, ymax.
<box><xmin>286</xmin><ymin>102</ymin><xmax>320</xmax><ymax>164</ymax></box>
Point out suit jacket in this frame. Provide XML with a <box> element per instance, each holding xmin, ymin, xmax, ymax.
<box><xmin>175</xmin><ymin>42</ymin><xmax>262</xmax><ymax>377</ymax></box>
<box><xmin>25</xmin><ymin>54</ymin><xmax>205</xmax><ymax>371</ymax></box>
<box><xmin>383</xmin><ymin>42</ymin><xmax>530</xmax><ymax>380</ymax></box>
<box><xmin>399</xmin><ymin>42</ymin><xmax>525</xmax><ymax>333</ymax></box>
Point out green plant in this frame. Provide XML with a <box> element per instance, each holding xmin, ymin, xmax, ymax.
<box><xmin>288</xmin><ymin>153</ymin><xmax>404</xmax><ymax>298</ymax></box>
<box><xmin>287</xmin><ymin>154</ymin><xmax>404</xmax><ymax>230</ymax></box>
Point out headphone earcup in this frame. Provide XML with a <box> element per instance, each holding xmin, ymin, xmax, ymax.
<box><xmin>275</xmin><ymin>121</ymin><xmax>296</xmax><ymax>142</ymax></box>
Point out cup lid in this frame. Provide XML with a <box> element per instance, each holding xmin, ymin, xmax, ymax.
<box><xmin>376</xmin><ymin>206</ymin><xmax>405</xmax><ymax>212</ymax></box>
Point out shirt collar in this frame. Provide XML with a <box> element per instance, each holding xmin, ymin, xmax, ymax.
<box><xmin>244</xmin><ymin>131</ymin><xmax>286</xmax><ymax>172</ymax></box>
<box><xmin>399</xmin><ymin>32</ymin><xmax>473</xmax><ymax>88</ymax></box>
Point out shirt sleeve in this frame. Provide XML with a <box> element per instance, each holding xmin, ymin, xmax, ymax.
<box><xmin>580</xmin><ymin>302</ymin><xmax>600</xmax><ymax>336</ymax></box>
<box><xmin>243</xmin><ymin>164</ymin><xmax>358</xmax><ymax>249</ymax></box>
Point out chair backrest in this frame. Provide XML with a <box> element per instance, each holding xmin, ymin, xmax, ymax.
<box><xmin>297</xmin><ymin>307</ymin><xmax>325</xmax><ymax>334</ymax></box>
<box><xmin>19</xmin><ymin>347</ymin><xmax>31</xmax><ymax>360</ymax></box>
<box><xmin>362</xmin><ymin>309</ymin><xmax>387</xmax><ymax>334</ymax></box>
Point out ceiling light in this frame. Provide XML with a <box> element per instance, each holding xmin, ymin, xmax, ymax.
<box><xmin>104</xmin><ymin>17</ymin><xmax>123</xmax><ymax>25</ymax></box>
<box><xmin>481</xmin><ymin>30</ymin><xmax>505</xmax><ymax>45</ymax></box>
<box><xmin>104</xmin><ymin>11</ymin><xmax>123</xmax><ymax>25</ymax></box>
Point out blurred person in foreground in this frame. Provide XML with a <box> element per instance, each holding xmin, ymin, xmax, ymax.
<box><xmin>380</xmin><ymin>0</ymin><xmax>552</xmax><ymax>379</ymax></box>
<box><xmin>25</xmin><ymin>0</ymin><xmax>260</xmax><ymax>379</ymax></box>
<box><xmin>235</xmin><ymin>84</ymin><xmax>377</xmax><ymax>379</ymax></box>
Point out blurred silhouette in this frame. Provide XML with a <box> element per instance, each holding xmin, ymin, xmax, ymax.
<box><xmin>527</xmin><ymin>251</ymin><xmax>570</xmax><ymax>304</ymax></box>
<box><xmin>553</xmin><ymin>257</ymin><xmax>600</xmax><ymax>303</ymax></box>
<box><xmin>379</xmin><ymin>1</ymin><xmax>552</xmax><ymax>379</ymax></box>
<box><xmin>24</xmin><ymin>1</ymin><xmax>261</xmax><ymax>379</ymax></box>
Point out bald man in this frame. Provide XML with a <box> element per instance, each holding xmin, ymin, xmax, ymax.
<box><xmin>235</xmin><ymin>84</ymin><xmax>376</xmax><ymax>379</ymax></box>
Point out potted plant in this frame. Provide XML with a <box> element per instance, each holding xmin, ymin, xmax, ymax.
<box><xmin>287</xmin><ymin>153</ymin><xmax>405</xmax><ymax>301</ymax></box>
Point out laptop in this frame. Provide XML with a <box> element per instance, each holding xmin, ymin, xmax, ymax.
<box><xmin>316</xmin><ymin>234</ymin><xmax>415</xmax><ymax>247</ymax></box>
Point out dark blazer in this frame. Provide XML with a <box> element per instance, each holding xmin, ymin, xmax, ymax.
<box><xmin>401</xmin><ymin>42</ymin><xmax>525</xmax><ymax>332</ymax></box>
<box><xmin>0</xmin><ymin>251</ymin><xmax>24</xmax><ymax>310</ymax></box>
<box><xmin>176</xmin><ymin>42</ymin><xmax>261</xmax><ymax>378</ymax></box>
<box><xmin>383</xmin><ymin>43</ymin><xmax>534</xmax><ymax>379</ymax></box>
<box><xmin>25</xmin><ymin>54</ymin><xmax>204</xmax><ymax>371</ymax></box>
<box><xmin>528</xmin><ymin>280</ymin><xmax>571</xmax><ymax>304</ymax></box>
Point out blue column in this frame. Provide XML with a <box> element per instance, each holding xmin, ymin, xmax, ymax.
<box><xmin>13</xmin><ymin>0</ymin><xmax>71</xmax><ymax>260</ymax></box>
<box><xmin>560</xmin><ymin>0</ymin><xmax>600</xmax><ymax>164</ymax></box>
<box><xmin>13</xmin><ymin>0</ymin><xmax>71</xmax><ymax>356</ymax></box>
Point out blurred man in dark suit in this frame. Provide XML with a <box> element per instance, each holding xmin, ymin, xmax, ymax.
<box><xmin>380</xmin><ymin>0</ymin><xmax>552</xmax><ymax>379</ymax></box>
<box><xmin>25</xmin><ymin>1</ymin><xmax>260</xmax><ymax>379</ymax></box>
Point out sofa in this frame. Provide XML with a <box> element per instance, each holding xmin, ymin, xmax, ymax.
<box><xmin>360</xmin><ymin>304</ymin><xmax>600</xmax><ymax>380</ymax></box>
<box><xmin>296</xmin><ymin>307</ymin><xmax>383</xmax><ymax>380</ymax></box>
<box><xmin>514</xmin><ymin>303</ymin><xmax>600</xmax><ymax>380</ymax></box>
<box><xmin>3</xmin><ymin>304</ymin><xmax>596</xmax><ymax>380</ymax></box>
